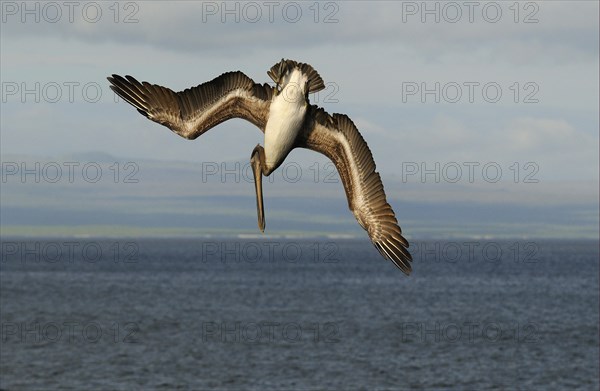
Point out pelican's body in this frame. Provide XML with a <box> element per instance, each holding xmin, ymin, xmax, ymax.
<box><xmin>264</xmin><ymin>69</ymin><xmax>308</xmax><ymax>171</ymax></box>
<box><xmin>108</xmin><ymin>59</ymin><xmax>413</xmax><ymax>274</ymax></box>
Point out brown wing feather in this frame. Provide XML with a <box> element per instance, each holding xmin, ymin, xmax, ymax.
<box><xmin>107</xmin><ymin>71</ymin><xmax>274</xmax><ymax>139</ymax></box>
<box><xmin>296</xmin><ymin>105</ymin><xmax>412</xmax><ymax>274</ymax></box>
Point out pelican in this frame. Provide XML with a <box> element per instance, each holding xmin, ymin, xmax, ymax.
<box><xmin>107</xmin><ymin>59</ymin><xmax>412</xmax><ymax>274</ymax></box>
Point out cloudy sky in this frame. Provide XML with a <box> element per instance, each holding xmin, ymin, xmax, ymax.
<box><xmin>1</xmin><ymin>1</ymin><xmax>598</xmax><ymax>229</ymax></box>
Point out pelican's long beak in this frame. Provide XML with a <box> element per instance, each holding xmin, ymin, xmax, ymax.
<box><xmin>250</xmin><ymin>146</ymin><xmax>265</xmax><ymax>233</ymax></box>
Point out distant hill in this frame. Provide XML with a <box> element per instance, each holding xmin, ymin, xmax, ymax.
<box><xmin>1</xmin><ymin>154</ymin><xmax>598</xmax><ymax>239</ymax></box>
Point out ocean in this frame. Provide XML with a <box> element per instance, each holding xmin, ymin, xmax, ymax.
<box><xmin>1</xmin><ymin>238</ymin><xmax>598</xmax><ymax>390</ymax></box>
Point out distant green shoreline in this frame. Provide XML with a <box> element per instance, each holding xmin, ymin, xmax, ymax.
<box><xmin>1</xmin><ymin>225</ymin><xmax>598</xmax><ymax>240</ymax></box>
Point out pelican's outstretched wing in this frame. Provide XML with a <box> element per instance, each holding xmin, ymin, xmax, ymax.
<box><xmin>107</xmin><ymin>71</ymin><xmax>274</xmax><ymax>139</ymax></box>
<box><xmin>296</xmin><ymin>106</ymin><xmax>412</xmax><ymax>274</ymax></box>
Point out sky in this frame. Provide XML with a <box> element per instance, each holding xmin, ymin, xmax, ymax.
<box><xmin>1</xmin><ymin>1</ymin><xmax>599</xmax><ymax>180</ymax></box>
<box><xmin>1</xmin><ymin>1</ymin><xmax>599</xmax><ymax>237</ymax></box>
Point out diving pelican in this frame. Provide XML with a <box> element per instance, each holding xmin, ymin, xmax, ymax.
<box><xmin>107</xmin><ymin>59</ymin><xmax>412</xmax><ymax>274</ymax></box>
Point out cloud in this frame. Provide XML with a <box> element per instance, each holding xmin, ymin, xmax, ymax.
<box><xmin>2</xmin><ymin>1</ymin><xmax>597</xmax><ymax>63</ymax></box>
<box><xmin>367</xmin><ymin>112</ymin><xmax>598</xmax><ymax>181</ymax></box>
<box><xmin>1</xmin><ymin>1</ymin><xmax>597</xmax><ymax>186</ymax></box>
<box><xmin>505</xmin><ymin>117</ymin><xmax>578</xmax><ymax>151</ymax></box>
